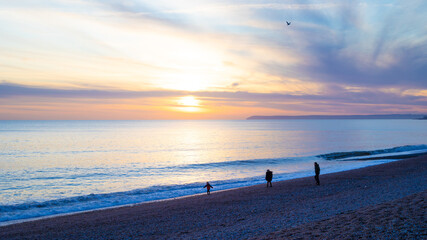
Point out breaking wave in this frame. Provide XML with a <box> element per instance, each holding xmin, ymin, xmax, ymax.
<box><xmin>1</xmin><ymin>144</ymin><xmax>426</xmax><ymax>225</ymax></box>
<box><xmin>317</xmin><ymin>145</ymin><xmax>427</xmax><ymax>160</ymax></box>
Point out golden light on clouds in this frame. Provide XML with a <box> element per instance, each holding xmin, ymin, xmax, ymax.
<box><xmin>178</xmin><ymin>96</ymin><xmax>199</xmax><ymax>106</ymax></box>
<box><xmin>175</xmin><ymin>96</ymin><xmax>202</xmax><ymax>112</ymax></box>
<box><xmin>0</xmin><ymin>1</ymin><xmax>426</xmax><ymax>119</ymax></box>
<box><xmin>157</xmin><ymin>72</ymin><xmax>216</xmax><ymax>91</ymax></box>
<box><xmin>403</xmin><ymin>89</ymin><xmax>427</xmax><ymax>97</ymax></box>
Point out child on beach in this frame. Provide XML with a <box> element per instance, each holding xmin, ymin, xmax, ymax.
<box><xmin>204</xmin><ymin>182</ymin><xmax>213</xmax><ymax>195</ymax></box>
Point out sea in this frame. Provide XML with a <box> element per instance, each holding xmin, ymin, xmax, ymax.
<box><xmin>1</xmin><ymin>119</ymin><xmax>426</xmax><ymax>225</ymax></box>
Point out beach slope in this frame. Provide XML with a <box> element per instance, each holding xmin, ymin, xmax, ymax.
<box><xmin>258</xmin><ymin>190</ymin><xmax>426</xmax><ymax>239</ymax></box>
<box><xmin>1</xmin><ymin>155</ymin><xmax>426</xmax><ymax>239</ymax></box>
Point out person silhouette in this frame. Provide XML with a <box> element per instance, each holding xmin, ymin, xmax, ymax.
<box><xmin>204</xmin><ymin>182</ymin><xmax>213</xmax><ymax>195</ymax></box>
<box><xmin>314</xmin><ymin>162</ymin><xmax>320</xmax><ymax>185</ymax></box>
<box><xmin>265</xmin><ymin>169</ymin><xmax>273</xmax><ymax>187</ymax></box>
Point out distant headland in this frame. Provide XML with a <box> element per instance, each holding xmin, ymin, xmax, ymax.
<box><xmin>247</xmin><ymin>114</ymin><xmax>427</xmax><ymax>120</ymax></box>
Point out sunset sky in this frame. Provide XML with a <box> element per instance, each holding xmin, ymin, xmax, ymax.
<box><xmin>0</xmin><ymin>0</ymin><xmax>426</xmax><ymax>119</ymax></box>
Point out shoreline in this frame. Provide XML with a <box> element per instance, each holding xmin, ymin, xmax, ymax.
<box><xmin>0</xmin><ymin>189</ymin><xmax>236</xmax><ymax>228</ymax></box>
<box><xmin>1</xmin><ymin>154</ymin><xmax>426</xmax><ymax>239</ymax></box>
<box><xmin>0</xmin><ymin>152</ymin><xmax>418</xmax><ymax>227</ymax></box>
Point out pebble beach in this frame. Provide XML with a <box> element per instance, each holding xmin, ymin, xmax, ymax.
<box><xmin>1</xmin><ymin>154</ymin><xmax>426</xmax><ymax>239</ymax></box>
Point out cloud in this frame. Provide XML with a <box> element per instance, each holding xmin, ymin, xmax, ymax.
<box><xmin>287</xmin><ymin>0</ymin><xmax>427</xmax><ymax>88</ymax></box>
<box><xmin>3</xmin><ymin>82</ymin><xmax>425</xmax><ymax>106</ymax></box>
<box><xmin>0</xmin><ymin>82</ymin><xmax>184</xmax><ymax>99</ymax></box>
<box><xmin>1</xmin><ymin>1</ymin><xmax>426</xmax><ymax>118</ymax></box>
<box><xmin>1</xmin><ymin>82</ymin><xmax>426</xmax><ymax>118</ymax></box>
<box><xmin>231</xmin><ymin>82</ymin><xmax>239</xmax><ymax>88</ymax></box>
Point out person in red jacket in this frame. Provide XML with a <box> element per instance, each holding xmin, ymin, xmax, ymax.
<box><xmin>204</xmin><ymin>182</ymin><xmax>213</xmax><ymax>195</ymax></box>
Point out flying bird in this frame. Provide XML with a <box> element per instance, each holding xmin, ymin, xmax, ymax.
<box><xmin>286</xmin><ymin>21</ymin><xmax>291</xmax><ymax>26</ymax></box>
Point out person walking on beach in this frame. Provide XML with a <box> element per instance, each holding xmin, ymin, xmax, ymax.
<box><xmin>265</xmin><ymin>169</ymin><xmax>273</xmax><ymax>187</ymax></box>
<box><xmin>204</xmin><ymin>182</ymin><xmax>213</xmax><ymax>195</ymax></box>
<box><xmin>314</xmin><ymin>162</ymin><xmax>320</xmax><ymax>185</ymax></box>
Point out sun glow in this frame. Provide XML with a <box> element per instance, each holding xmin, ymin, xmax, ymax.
<box><xmin>178</xmin><ymin>96</ymin><xmax>199</xmax><ymax>106</ymax></box>
<box><xmin>176</xmin><ymin>96</ymin><xmax>201</xmax><ymax>112</ymax></box>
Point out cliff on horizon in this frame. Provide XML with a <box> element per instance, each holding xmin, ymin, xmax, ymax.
<box><xmin>247</xmin><ymin>114</ymin><xmax>426</xmax><ymax>120</ymax></box>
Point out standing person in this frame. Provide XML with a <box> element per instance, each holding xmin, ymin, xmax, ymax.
<box><xmin>265</xmin><ymin>169</ymin><xmax>273</xmax><ymax>187</ymax></box>
<box><xmin>204</xmin><ymin>182</ymin><xmax>213</xmax><ymax>195</ymax></box>
<box><xmin>314</xmin><ymin>162</ymin><xmax>320</xmax><ymax>185</ymax></box>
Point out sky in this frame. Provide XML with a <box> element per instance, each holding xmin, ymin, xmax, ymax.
<box><xmin>0</xmin><ymin>0</ymin><xmax>426</xmax><ymax>120</ymax></box>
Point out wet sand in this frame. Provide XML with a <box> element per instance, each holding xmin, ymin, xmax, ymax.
<box><xmin>1</xmin><ymin>155</ymin><xmax>426</xmax><ymax>239</ymax></box>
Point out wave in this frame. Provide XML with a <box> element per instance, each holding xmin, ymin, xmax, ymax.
<box><xmin>2</xmin><ymin>144</ymin><xmax>426</xmax><ymax>224</ymax></box>
<box><xmin>4</xmin><ymin>158</ymin><xmax>291</xmax><ymax>183</ymax></box>
<box><xmin>0</xmin><ymin>176</ymin><xmax>260</xmax><ymax>212</ymax></box>
<box><xmin>165</xmin><ymin>158</ymin><xmax>292</xmax><ymax>170</ymax></box>
<box><xmin>2</xmin><ymin>167</ymin><xmax>326</xmax><ymax>224</ymax></box>
<box><xmin>317</xmin><ymin>144</ymin><xmax>427</xmax><ymax>160</ymax></box>
<box><xmin>0</xmin><ymin>177</ymin><xmax>264</xmax><ymax>223</ymax></box>
<box><xmin>155</xmin><ymin>145</ymin><xmax>427</xmax><ymax>169</ymax></box>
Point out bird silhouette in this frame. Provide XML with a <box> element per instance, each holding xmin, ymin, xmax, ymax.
<box><xmin>286</xmin><ymin>21</ymin><xmax>291</xmax><ymax>26</ymax></box>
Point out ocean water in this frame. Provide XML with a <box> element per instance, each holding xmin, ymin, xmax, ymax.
<box><xmin>0</xmin><ymin>120</ymin><xmax>426</xmax><ymax>224</ymax></box>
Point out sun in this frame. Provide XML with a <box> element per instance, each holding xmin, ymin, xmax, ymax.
<box><xmin>178</xmin><ymin>96</ymin><xmax>199</xmax><ymax>107</ymax></box>
<box><xmin>175</xmin><ymin>96</ymin><xmax>202</xmax><ymax>112</ymax></box>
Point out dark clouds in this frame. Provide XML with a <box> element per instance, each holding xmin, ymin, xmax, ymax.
<box><xmin>249</xmin><ymin>1</ymin><xmax>427</xmax><ymax>89</ymax></box>
<box><xmin>290</xmin><ymin>1</ymin><xmax>427</xmax><ymax>88</ymax></box>
<box><xmin>2</xmin><ymin>82</ymin><xmax>425</xmax><ymax>113</ymax></box>
<box><xmin>0</xmin><ymin>82</ymin><xmax>184</xmax><ymax>99</ymax></box>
